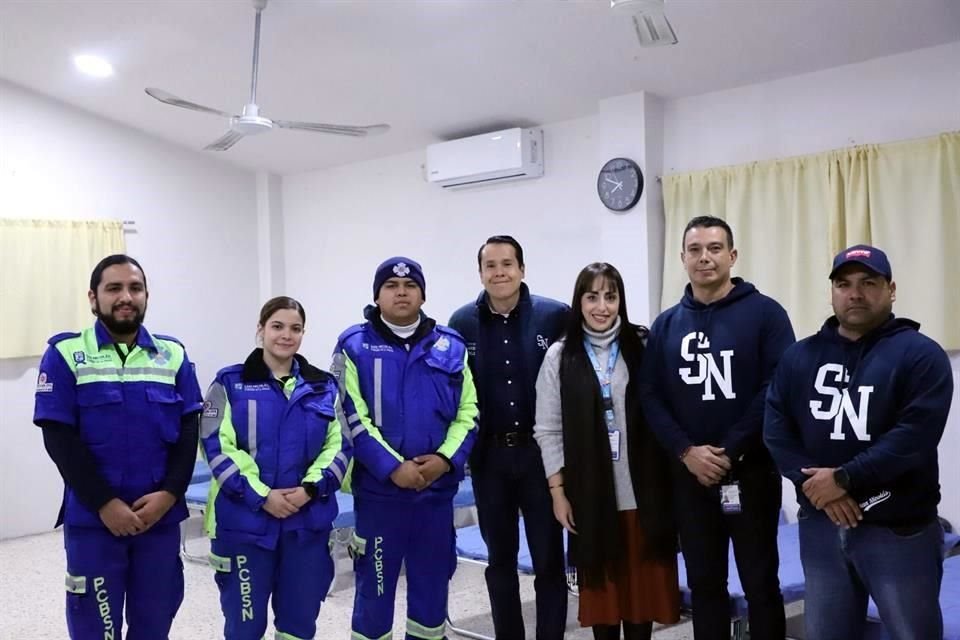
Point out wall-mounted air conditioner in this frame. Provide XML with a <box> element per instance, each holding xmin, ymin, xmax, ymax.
<box><xmin>426</xmin><ymin>128</ymin><xmax>544</xmax><ymax>189</ymax></box>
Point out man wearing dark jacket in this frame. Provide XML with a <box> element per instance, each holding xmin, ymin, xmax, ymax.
<box><xmin>764</xmin><ymin>244</ymin><xmax>952</xmax><ymax>640</ymax></box>
<box><xmin>449</xmin><ymin>235</ymin><xmax>569</xmax><ymax>640</ymax></box>
<box><xmin>640</xmin><ymin>217</ymin><xmax>794</xmax><ymax>640</ymax></box>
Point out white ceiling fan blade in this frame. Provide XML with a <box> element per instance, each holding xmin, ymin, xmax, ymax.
<box><xmin>203</xmin><ymin>130</ymin><xmax>245</xmax><ymax>151</ymax></box>
<box><xmin>145</xmin><ymin>88</ymin><xmax>235</xmax><ymax>118</ymax></box>
<box><xmin>273</xmin><ymin>119</ymin><xmax>390</xmax><ymax>137</ymax></box>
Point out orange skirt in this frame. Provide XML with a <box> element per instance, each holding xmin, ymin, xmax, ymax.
<box><xmin>577</xmin><ymin>509</ymin><xmax>681</xmax><ymax>627</ymax></box>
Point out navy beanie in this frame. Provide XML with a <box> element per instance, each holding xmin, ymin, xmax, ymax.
<box><xmin>373</xmin><ymin>257</ymin><xmax>426</xmax><ymax>301</ymax></box>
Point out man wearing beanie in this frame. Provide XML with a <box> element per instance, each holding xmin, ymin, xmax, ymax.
<box><xmin>764</xmin><ymin>244</ymin><xmax>952</xmax><ymax>640</ymax></box>
<box><xmin>332</xmin><ymin>256</ymin><xmax>479</xmax><ymax>640</ymax></box>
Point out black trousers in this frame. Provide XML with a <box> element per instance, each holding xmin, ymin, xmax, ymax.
<box><xmin>471</xmin><ymin>442</ymin><xmax>568</xmax><ymax>640</ymax></box>
<box><xmin>672</xmin><ymin>457</ymin><xmax>786</xmax><ymax>640</ymax></box>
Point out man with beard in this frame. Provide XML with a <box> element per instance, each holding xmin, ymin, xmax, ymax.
<box><xmin>33</xmin><ymin>254</ymin><xmax>202</xmax><ymax>640</ymax></box>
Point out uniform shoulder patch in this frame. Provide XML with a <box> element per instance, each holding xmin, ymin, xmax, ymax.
<box><xmin>201</xmin><ymin>400</ymin><xmax>219</xmax><ymax>418</ymax></box>
<box><xmin>35</xmin><ymin>371</ymin><xmax>54</xmax><ymax>393</ymax></box>
<box><xmin>435</xmin><ymin>324</ymin><xmax>466</xmax><ymax>345</ymax></box>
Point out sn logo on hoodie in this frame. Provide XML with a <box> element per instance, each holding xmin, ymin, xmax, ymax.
<box><xmin>678</xmin><ymin>331</ymin><xmax>736</xmax><ymax>401</ymax></box>
<box><xmin>809</xmin><ymin>363</ymin><xmax>874</xmax><ymax>442</ymax></box>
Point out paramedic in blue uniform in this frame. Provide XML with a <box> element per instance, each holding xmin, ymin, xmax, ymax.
<box><xmin>449</xmin><ymin>235</ymin><xmax>569</xmax><ymax>640</ymax></box>
<box><xmin>764</xmin><ymin>245</ymin><xmax>953</xmax><ymax>640</ymax></box>
<box><xmin>334</xmin><ymin>256</ymin><xmax>479</xmax><ymax>640</ymax></box>
<box><xmin>33</xmin><ymin>254</ymin><xmax>203</xmax><ymax>640</ymax></box>
<box><xmin>200</xmin><ymin>295</ymin><xmax>350</xmax><ymax>640</ymax></box>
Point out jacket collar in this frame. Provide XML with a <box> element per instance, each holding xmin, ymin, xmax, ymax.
<box><xmin>240</xmin><ymin>348</ymin><xmax>328</xmax><ymax>383</ymax></box>
<box><xmin>364</xmin><ymin>305</ymin><xmax>437</xmax><ymax>346</ymax></box>
<box><xmin>475</xmin><ymin>282</ymin><xmax>532</xmax><ymax>317</ymax></box>
<box><xmin>94</xmin><ymin>319</ymin><xmax>156</xmax><ymax>351</ymax></box>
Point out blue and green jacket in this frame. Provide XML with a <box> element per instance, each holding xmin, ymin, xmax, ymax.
<box><xmin>333</xmin><ymin>308</ymin><xmax>479</xmax><ymax>502</ymax></box>
<box><xmin>33</xmin><ymin>321</ymin><xmax>203</xmax><ymax>529</ymax></box>
<box><xmin>200</xmin><ymin>349</ymin><xmax>349</xmax><ymax>549</ymax></box>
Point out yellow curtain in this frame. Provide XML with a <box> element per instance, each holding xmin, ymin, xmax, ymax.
<box><xmin>662</xmin><ymin>131</ymin><xmax>960</xmax><ymax>348</ymax></box>
<box><xmin>0</xmin><ymin>219</ymin><xmax>125</xmax><ymax>358</ymax></box>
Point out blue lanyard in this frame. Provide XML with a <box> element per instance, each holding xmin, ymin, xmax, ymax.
<box><xmin>583</xmin><ymin>338</ymin><xmax>619</xmax><ymax>430</ymax></box>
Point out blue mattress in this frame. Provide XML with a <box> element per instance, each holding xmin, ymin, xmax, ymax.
<box><xmin>676</xmin><ymin>522</ymin><xmax>805</xmax><ymax>617</ymax></box>
<box><xmin>190</xmin><ymin>460</ymin><xmax>212</xmax><ymax>484</ymax></box>
<box><xmin>456</xmin><ymin>519</ymin><xmax>535</xmax><ymax>573</ymax></box>
<box><xmin>185</xmin><ymin>479</ymin><xmax>209</xmax><ymax>507</ymax></box>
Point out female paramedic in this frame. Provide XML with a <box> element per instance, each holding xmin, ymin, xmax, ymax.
<box><xmin>533</xmin><ymin>263</ymin><xmax>680</xmax><ymax>640</ymax></box>
<box><xmin>200</xmin><ymin>296</ymin><xmax>351</xmax><ymax>640</ymax></box>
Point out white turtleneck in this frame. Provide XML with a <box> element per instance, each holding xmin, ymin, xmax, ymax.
<box><xmin>382</xmin><ymin>316</ymin><xmax>421</xmax><ymax>340</ymax></box>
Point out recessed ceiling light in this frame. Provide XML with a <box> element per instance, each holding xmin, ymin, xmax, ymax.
<box><xmin>74</xmin><ymin>54</ymin><xmax>114</xmax><ymax>78</ymax></box>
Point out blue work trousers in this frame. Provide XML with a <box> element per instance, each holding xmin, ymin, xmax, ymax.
<box><xmin>350</xmin><ymin>495</ymin><xmax>456</xmax><ymax>640</ymax></box>
<box><xmin>63</xmin><ymin>522</ymin><xmax>183</xmax><ymax>640</ymax></box>
<box><xmin>210</xmin><ymin>529</ymin><xmax>334</xmax><ymax>640</ymax></box>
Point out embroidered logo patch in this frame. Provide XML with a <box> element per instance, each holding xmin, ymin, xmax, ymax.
<box><xmin>392</xmin><ymin>262</ymin><xmax>410</xmax><ymax>277</ymax></box>
<box><xmin>201</xmin><ymin>401</ymin><xmax>219</xmax><ymax>418</ymax></box>
<box><xmin>151</xmin><ymin>348</ymin><xmax>170</xmax><ymax>366</ymax></box>
<box><xmin>72</xmin><ymin>351</ymin><xmax>86</xmax><ymax>364</ymax></box>
<box><xmin>36</xmin><ymin>372</ymin><xmax>54</xmax><ymax>393</ymax></box>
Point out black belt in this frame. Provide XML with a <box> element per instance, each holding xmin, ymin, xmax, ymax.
<box><xmin>491</xmin><ymin>431</ymin><xmax>534</xmax><ymax>447</ymax></box>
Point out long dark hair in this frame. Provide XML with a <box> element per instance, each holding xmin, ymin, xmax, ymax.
<box><xmin>559</xmin><ymin>262</ymin><xmax>674</xmax><ymax>587</ymax></box>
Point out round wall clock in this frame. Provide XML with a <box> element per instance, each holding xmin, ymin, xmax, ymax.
<box><xmin>597</xmin><ymin>157</ymin><xmax>643</xmax><ymax>211</ymax></box>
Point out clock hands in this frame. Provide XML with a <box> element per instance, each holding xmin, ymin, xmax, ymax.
<box><xmin>604</xmin><ymin>176</ymin><xmax>624</xmax><ymax>192</ymax></box>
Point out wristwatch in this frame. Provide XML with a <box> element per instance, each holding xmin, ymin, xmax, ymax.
<box><xmin>301</xmin><ymin>482</ymin><xmax>318</xmax><ymax>499</ymax></box>
<box><xmin>833</xmin><ymin>467</ymin><xmax>851</xmax><ymax>492</ymax></box>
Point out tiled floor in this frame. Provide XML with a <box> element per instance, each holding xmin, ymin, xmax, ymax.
<box><xmin>0</xmin><ymin>522</ymin><xmax>802</xmax><ymax>639</ymax></box>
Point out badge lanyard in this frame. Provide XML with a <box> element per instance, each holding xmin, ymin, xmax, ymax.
<box><xmin>583</xmin><ymin>338</ymin><xmax>621</xmax><ymax>461</ymax></box>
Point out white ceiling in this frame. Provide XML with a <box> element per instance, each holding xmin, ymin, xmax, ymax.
<box><xmin>2</xmin><ymin>0</ymin><xmax>958</xmax><ymax>175</ymax></box>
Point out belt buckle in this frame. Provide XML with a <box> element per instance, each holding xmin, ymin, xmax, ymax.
<box><xmin>503</xmin><ymin>432</ymin><xmax>519</xmax><ymax>447</ymax></box>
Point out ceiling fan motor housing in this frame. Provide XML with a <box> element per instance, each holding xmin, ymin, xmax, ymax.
<box><xmin>232</xmin><ymin>103</ymin><xmax>273</xmax><ymax>135</ymax></box>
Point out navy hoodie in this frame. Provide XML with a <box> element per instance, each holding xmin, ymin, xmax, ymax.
<box><xmin>764</xmin><ymin>315</ymin><xmax>952</xmax><ymax>526</ymax></box>
<box><xmin>640</xmin><ymin>278</ymin><xmax>796</xmax><ymax>464</ymax></box>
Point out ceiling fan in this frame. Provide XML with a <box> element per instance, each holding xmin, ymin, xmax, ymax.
<box><xmin>145</xmin><ymin>0</ymin><xmax>389</xmax><ymax>151</ymax></box>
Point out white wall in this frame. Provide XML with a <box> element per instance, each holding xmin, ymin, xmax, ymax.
<box><xmin>283</xmin><ymin>42</ymin><xmax>960</xmax><ymax>528</ymax></box>
<box><xmin>663</xmin><ymin>42</ymin><xmax>960</xmax><ymax>174</ymax></box>
<box><xmin>282</xmin><ymin>115</ymin><xmax>628</xmax><ymax>362</ymax></box>
<box><xmin>663</xmin><ymin>42</ymin><xmax>960</xmax><ymax>526</ymax></box>
<box><xmin>0</xmin><ymin>81</ymin><xmax>261</xmax><ymax>538</ymax></box>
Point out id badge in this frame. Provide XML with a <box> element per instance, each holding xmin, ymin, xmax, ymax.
<box><xmin>720</xmin><ymin>482</ymin><xmax>742</xmax><ymax>514</ymax></box>
<box><xmin>608</xmin><ymin>430</ymin><xmax>621</xmax><ymax>461</ymax></box>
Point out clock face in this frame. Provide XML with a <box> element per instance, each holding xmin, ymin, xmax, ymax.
<box><xmin>597</xmin><ymin>157</ymin><xmax>643</xmax><ymax>211</ymax></box>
